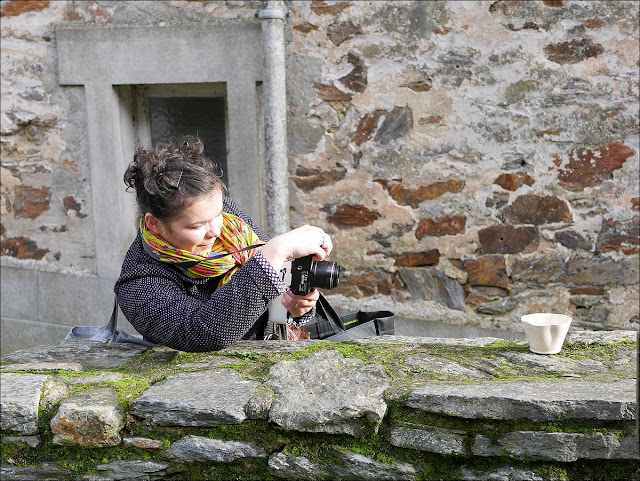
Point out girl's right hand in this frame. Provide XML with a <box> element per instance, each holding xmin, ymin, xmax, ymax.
<box><xmin>261</xmin><ymin>225</ymin><xmax>333</xmax><ymax>271</ymax></box>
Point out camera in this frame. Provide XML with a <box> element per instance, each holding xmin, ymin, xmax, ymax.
<box><xmin>287</xmin><ymin>254</ymin><xmax>340</xmax><ymax>295</ymax></box>
<box><xmin>268</xmin><ymin>254</ymin><xmax>340</xmax><ymax>325</ymax></box>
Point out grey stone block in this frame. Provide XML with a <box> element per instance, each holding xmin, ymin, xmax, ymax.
<box><xmin>496</xmin><ymin>351</ymin><xmax>607</xmax><ymax>373</ymax></box>
<box><xmin>131</xmin><ymin>369</ymin><xmax>258</xmax><ymax>427</ymax></box>
<box><xmin>0</xmin><ymin>463</ymin><xmax>71</xmax><ymax>480</ymax></box>
<box><xmin>1</xmin><ymin>435</ymin><xmax>42</xmax><ymax>448</ymax></box>
<box><xmin>405</xmin><ymin>379</ymin><xmax>636</xmax><ymax>422</ymax></box>
<box><xmin>268</xmin><ymin>451</ymin><xmax>333</xmax><ymax>481</ymax></box>
<box><xmin>1</xmin><ymin>340</ymin><xmax>148</xmax><ymax>370</ymax></box>
<box><xmin>390</xmin><ymin>423</ymin><xmax>467</xmax><ymax>455</ymax></box>
<box><xmin>163</xmin><ymin>435</ymin><xmax>267</xmax><ymax>462</ymax></box>
<box><xmin>267</xmin><ymin>350</ymin><xmax>390</xmax><ymax>435</ymax></box>
<box><xmin>472</xmin><ymin>430</ymin><xmax>639</xmax><ymax>461</ymax></box>
<box><xmin>96</xmin><ymin>460</ymin><xmax>168</xmax><ymax>480</ymax></box>
<box><xmin>267</xmin><ymin>450</ymin><xmax>417</xmax><ymax>481</ymax></box>
<box><xmin>0</xmin><ymin>373</ymin><xmax>47</xmax><ymax>435</ymax></box>
<box><xmin>403</xmin><ymin>353</ymin><xmax>491</xmax><ymax>378</ymax></box>
<box><xmin>51</xmin><ymin>387</ymin><xmax>124</xmax><ymax>447</ymax></box>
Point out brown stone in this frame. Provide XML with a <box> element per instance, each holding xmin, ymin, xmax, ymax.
<box><xmin>325</xmin><ymin>204</ymin><xmax>380</xmax><ymax>228</ymax></box>
<box><xmin>488</xmin><ymin>1</ymin><xmax>525</xmax><ymax>15</ymax></box>
<box><xmin>419</xmin><ymin>116</ymin><xmax>441</xmax><ymax>125</ymax></box>
<box><xmin>494</xmin><ymin>172</ymin><xmax>534</xmax><ymax>191</ymax></box>
<box><xmin>311</xmin><ymin>1</ymin><xmax>350</xmax><ymax>16</ymax></box>
<box><xmin>315</xmin><ymin>83</ymin><xmax>352</xmax><ymax>101</ymax></box>
<box><xmin>584</xmin><ymin>19</ymin><xmax>605</xmax><ymax>29</ymax></box>
<box><xmin>1</xmin><ymin>237</ymin><xmax>49</xmax><ymax>259</ymax></box>
<box><xmin>464</xmin><ymin>256</ymin><xmax>508</xmax><ymax>289</ymax></box>
<box><xmin>567</xmin><ymin>257</ymin><xmax>639</xmax><ymax>286</ymax></box>
<box><xmin>557</xmin><ymin>142</ymin><xmax>635</xmax><ymax>191</ymax></box>
<box><xmin>375</xmin><ymin>106</ymin><xmax>413</xmax><ymax>145</ymax></box>
<box><xmin>291</xmin><ymin>165</ymin><xmax>346</xmax><ymax>192</ymax></box>
<box><xmin>415</xmin><ymin>216</ymin><xmax>466</xmax><ymax>239</ymax></box>
<box><xmin>570</xmin><ymin>287</ymin><xmax>606</xmax><ymax>296</ymax></box>
<box><xmin>544</xmin><ymin>38</ymin><xmax>604</xmax><ymax>64</ymax></box>
<box><xmin>502</xmin><ymin>194</ymin><xmax>572</xmax><ymax>225</ymax></box>
<box><xmin>465</xmin><ymin>293</ymin><xmax>491</xmax><ymax>305</ymax></box>
<box><xmin>535</xmin><ymin>129</ymin><xmax>561</xmax><ymax>137</ymax></box>
<box><xmin>510</xmin><ymin>257</ymin><xmax>566</xmax><ymax>285</ymax></box>
<box><xmin>485</xmin><ymin>192</ymin><xmax>510</xmax><ymax>209</ymax></box>
<box><xmin>123</xmin><ymin>437</ymin><xmax>165</xmax><ymax>450</ymax></box>
<box><xmin>392</xmin><ymin>250</ymin><xmax>440</xmax><ymax>267</ymax></box>
<box><xmin>508</xmin><ymin>22</ymin><xmax>549</xmax><ymax>32</ymax></box>
<box><xmin>632</xmin><ymin>198</ymin><xmax>639</xmax><ymax>211</ymax></box>
<box><xmin>542</xmin><ymin>0</ymin><xmax>564</xmax><ymax>7</ymax></box>
<box><xmin>448</xmin><ymin>259</ymin><xmax>465</xmax><ymax>272</ymax></box>
<box><xmin>62</xmin><ymin>158</ymin><xmax>79</xmax><ymax>172</ymax></box>
<box><xmin>511</xmin><ymin>256</ymin><xmax>639</xmax><ymax>286</ymax></box>
<box><xmin>62</xmin><ymin>195</ymin><xmax>87</xmax><ymax>218</ymax></box>
<box><xmin>13</xmin><ymin>186</ymin><xmax>51</xmax><ymax>219</ymax></box>
<box><xmin>334</xmin><ymin>270</ymin><xmax>394</xmax><ymax>298</ymax></box>
<box><xmin>294</xmin><ymin>23</ymin><xmax>318</xmax><ymax>34</ymax></box>
<box><xmin>400</xmin><ymin>80</ymin><xmax>432</xmax><ymax>92</ymax></box>
<box><xmin>352</xmin><ymin>110</ymin><xmax>384</xmax><ymax>146</ymax></box>
<box><xmin>596</xmin><ymin>216</ymin><xmax>639</xmax><ymax>255</ymax></box>
<box><xmin>478</xmin><ymin>225</ymin><xmax>539</xmax><ymax>254</ymax></box>
<box><xmin>388</xmin><ymin>179</ymin><xmax>464</xmax><ymax>208</ymax></box>
<box><xmin>1</xmin><ymin>1</ymin><xmax>49</xmax><ymax>17</ymax></box>
<box><xmin>64</xmin><ymin>2</ymin><xmax>112</xmax><ymax>22</ymax></box>
<box><xmin>468</xmin><ymin>286</ymin><xmax>509</xmax><ymax>299</ymax></box>
<box><xmin>339</xmin><ymin>53</ymin><xmax>367</xmax><ymax>93</ymax></box>
<box><xmin>328</xmin><ymin>21</ymin><xmax>363</xmax><ymax>46</ymax></box>
<box><xmin>554</xmin><ymin>230</ymin><xmax>591</xmax><ymax>251</ymax></box>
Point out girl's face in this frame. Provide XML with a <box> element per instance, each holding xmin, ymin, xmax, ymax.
<box><xmin>146</xmin><ymin>191</ymin><xmax>224</xmax><ymax>255</ymax></box>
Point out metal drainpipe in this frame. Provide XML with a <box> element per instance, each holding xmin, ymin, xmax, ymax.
<box><xmin>257</xmin><ymin>1</ymin><xmax>290</xmax><ymax>236</ymax></box>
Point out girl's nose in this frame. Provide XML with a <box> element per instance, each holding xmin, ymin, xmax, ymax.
<box><xmin>207</xmin><ymin>220</ymin><xmax>222</xmax><ymax>239</ymax></box>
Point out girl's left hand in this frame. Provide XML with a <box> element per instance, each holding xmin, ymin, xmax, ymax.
<box><xmin>282</xmin><ymin>288</ymin><xmax>319</xmax><ymax>318</ymax></box>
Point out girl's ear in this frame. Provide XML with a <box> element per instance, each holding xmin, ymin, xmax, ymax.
<box><xmin>144</xmin><ymin>212</ymin><xmax>162</xmax><ymax>235</ymax></box>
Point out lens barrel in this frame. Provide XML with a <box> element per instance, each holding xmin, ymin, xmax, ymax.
<box><xmin>309</xmin><ymin>260</ymin><xmax>340</xmax><ymax>290</ymax></box>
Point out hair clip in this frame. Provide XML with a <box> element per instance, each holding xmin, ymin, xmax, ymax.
<box><xmin>165</xmin><ymin>170</ymin><xmax>183</xmax><ymax>189</ymax></box>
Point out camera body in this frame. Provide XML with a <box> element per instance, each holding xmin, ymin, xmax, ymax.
<box><xmin>268</xmin><ymin>255</ymin><xmax>340</xmax><ymax>324</ymax></box>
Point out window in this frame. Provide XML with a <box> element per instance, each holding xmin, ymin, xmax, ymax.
<box><xmin>135</xmin><ymin>84</ymin><xmax>228</xmax><ymax>185</ymax></box>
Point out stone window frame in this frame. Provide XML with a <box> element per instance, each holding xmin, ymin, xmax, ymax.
<box><xmin>56</xmin><ymin>23</ymin><xmax>264</xmax><ymax>279</ymax></box>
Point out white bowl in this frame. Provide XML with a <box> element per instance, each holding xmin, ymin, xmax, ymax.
<box><xmin>521</xmin><ymin>313</ymin><xmax>572</xmax><ymax>355</ymax></box>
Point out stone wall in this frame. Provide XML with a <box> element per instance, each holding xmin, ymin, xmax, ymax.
<box><xmin>1</xmin><ymin>331</ymin><xmax>638</xmax><ymax>480</ymax></box>
<box><xmin>1</xmin><ymin>1</ymin><xmax>639</xmax><ymax>352</ymax></box>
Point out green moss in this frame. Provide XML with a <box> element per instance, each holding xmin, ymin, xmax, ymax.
<box><xmin>171</xmin><ymin>459</ymin><xmax>279</xmax><ymax>481</ymax></box>
<box><xmin>112</xmin><ymin>378</ymin><xmax>152</xmax><ymax>410</ymax></box>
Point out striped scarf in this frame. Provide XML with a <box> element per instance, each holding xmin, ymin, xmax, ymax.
<box><xmin>140</xmin><ymin>213</ymin><xmax>262</xmax><ymax>286</ymax></box>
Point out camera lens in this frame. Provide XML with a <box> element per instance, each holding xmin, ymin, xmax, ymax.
<box><xmin>309</xmin><ymin>260</ymin><xmax>340</xmax><ymax>290</ymax></box>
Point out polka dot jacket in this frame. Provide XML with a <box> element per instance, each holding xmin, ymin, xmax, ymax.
<box><xmin>114</xmin><ymin>197</ymin><xmax>313</xmax><ymax>352</ymax></box>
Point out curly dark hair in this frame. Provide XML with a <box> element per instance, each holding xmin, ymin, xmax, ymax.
<box><xmin>124</xmin><ymin>135</ymin><xmax>227</xmax><ymax>221</ymax></box>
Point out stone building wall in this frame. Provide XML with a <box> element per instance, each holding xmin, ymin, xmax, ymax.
<box><xmin>1</xmin><ymin>1</ymin><xmax>638</xmax><ymax>351</ymax></box>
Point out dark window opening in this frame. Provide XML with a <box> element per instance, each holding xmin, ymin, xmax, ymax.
<box><xmin>148</xmin><ymin>96</ymin><xmax>228</xmax><ymax>186</ymax></box>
